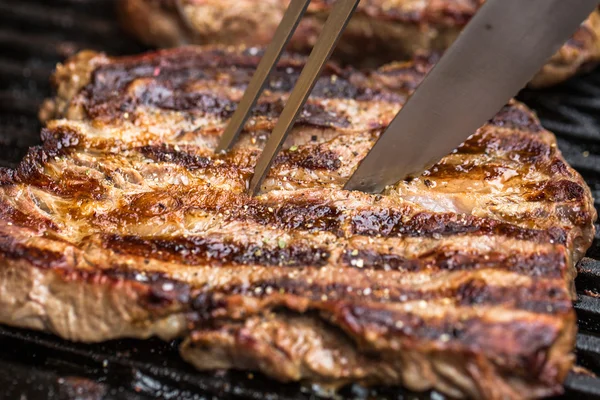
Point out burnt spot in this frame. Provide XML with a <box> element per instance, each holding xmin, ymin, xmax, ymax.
<box><xmin>351</xmin><ymin>210</ymin><xmax>568</xmax><ymax>244</ymax></box>
<box><xmin>138</xmin><ymin>144</ymin><xmax>212</xmax><ymax>170</ymax></box>
<box><xmin>103</xmin><ymin>234</ymin><xmax>330</xmax><ymax>267</ymax></box>
<box><xmin>0</xmin><ymin>232</ymin><xmax>67</xmax><ymax>269</ymax></box>
<box><xmin>488</xmin><ymin>104</ymin><xmax>543</xmax><ymax>132</ymax></box>
<box><xmin>526</xmin><ymin>180</ymin><xmax>587</xmax><ymax>202</ymax></box>
<box><xmin>274</xmin><ymin>146</ymin><xmax>342</xmax><ymax>171</ymax></box>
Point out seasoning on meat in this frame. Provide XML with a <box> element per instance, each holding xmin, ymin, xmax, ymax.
<box><xmin>1</xmin><ymin>46</ymin><xmax>596</xmax><ymax>399</ymax></box>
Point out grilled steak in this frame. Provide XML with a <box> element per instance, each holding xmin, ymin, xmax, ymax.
<box><xmin>118</xmin><ymin>0</ymin><xmax>600</xmax><ymax>87</ymax></box>
<box><xmin>1</xmin><ymin>46</ymin><xmax>595</xmax><ymax>399</ymax></box>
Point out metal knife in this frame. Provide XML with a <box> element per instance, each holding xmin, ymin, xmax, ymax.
<box><xmin>344</xmin><ymin>0</ymin><xmax>599</xmax><ymax>193</ymax></box>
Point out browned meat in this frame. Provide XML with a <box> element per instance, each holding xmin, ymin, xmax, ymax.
<box><xmin>2</xmin><ymin>46</ymin><xmax>596</xmax><ymax>399</ymax></box>
<box><xmin>117</xmin><ymin>0</ymin><xmax>600</xmax><ymax>87</ymax></box>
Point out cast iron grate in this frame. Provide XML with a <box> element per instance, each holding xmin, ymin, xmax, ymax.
<box><xmin>1</xmin><ymin>0</ymin><xmax>600</xmax><ymax>399</ymax></box>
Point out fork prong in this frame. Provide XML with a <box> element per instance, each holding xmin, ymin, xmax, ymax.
<box><xmin>247</xmin><ymin>0</ymin><xmax>360</xmax><ymax>195</ymax></box>
<box><xmin>215</xmin><ymin>0</ymin><xmax>311</xmax><ymax>153</ymax></box>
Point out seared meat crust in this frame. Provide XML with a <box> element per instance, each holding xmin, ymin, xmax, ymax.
<box><xmin>118</xmin><ymin>0</ymin><xmax>600</xmax><ymax>87</ymax></box>
<box><xmin>4</xmin><ymin>46</ymin><xmax>597</xmax><ymax>399</ymax></box>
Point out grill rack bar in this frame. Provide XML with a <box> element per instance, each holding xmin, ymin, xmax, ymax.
<box><xmin>0</xmin><ymin>0</ymin><xmax>600</xmax><ymax>399</ymax></box>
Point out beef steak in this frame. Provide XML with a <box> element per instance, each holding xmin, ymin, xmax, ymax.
<box><xmin>0</xmin><ymin>46</ymin><xmax>596</xmax><ymax>399</ymax></box>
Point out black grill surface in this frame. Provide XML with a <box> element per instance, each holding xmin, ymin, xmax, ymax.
<box><xmin>1</xmin><ymin>1</ymin><xmax>600</xmax><ymax>399</ymax></box>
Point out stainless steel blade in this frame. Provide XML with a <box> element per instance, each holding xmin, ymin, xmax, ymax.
<box><xmin>215</xmin><ymin>0</ymin><xmax>311</xmax><ymax>153</ymax></box>
<box><xmin>345</xmin><ymin>0</ymin><xmax>599</xmax><ymax>193</ymax></box>
<box><xmin>248</xmin><ymin>0</ymin><xmax>360</xmax><ymax>195</ymax></box>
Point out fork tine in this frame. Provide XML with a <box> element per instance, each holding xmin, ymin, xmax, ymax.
<box><xmin>247</xmin><ymin>0</ymin><xmax>360</xmax><ymax>195</ymax></box>
<box><xmin>215</xmin><ymin>0</ymin><xmax>312</xmax><ymax>153</ymax></box>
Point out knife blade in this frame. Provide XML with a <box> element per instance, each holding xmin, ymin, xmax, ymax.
<box><xmin>344</xmin><ymin>0</ymin><xmax>599</xmax><ymax>193</ymax></box>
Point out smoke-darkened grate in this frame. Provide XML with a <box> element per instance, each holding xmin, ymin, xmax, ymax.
<box><xmin>1</xmin><ymin>0</ymin><xmax>600</xmax><ymax>399</ymax></box>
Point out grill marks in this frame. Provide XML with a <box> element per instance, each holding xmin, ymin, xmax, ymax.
<box><xmin>336</xmin><ymin>303</ymin><xmax>563</xmax><ymax>372</ymax></box>
<box><xmin>489</xmin><ymin>104</ymin><xmax>543</xmax><ymax>132</ymax></box>
<box><xmin>98</xmin><ymin>229</ymin><xmax>568</xmax><ymax>279</ymax></box>
<box><xmin>341</xmin><ymin>248</ymin><xmax>567</xmax><ymax>278</ymax></box>
<box><xmin>350</xmin><ymin>209</ymin><xmax>567</xmax><ymax>244</ymax></box>
<box><xmin>80</xmin><ymin>47</ymin><xmax>395</xmax><ymax>126</ymax></box>
<box><xmin>0</xmin><ymin>232</ymin><xmax>67</xmax><ymax>269</ymax></box>
<box><xmin>103</xmin><ymin>234</ymin><xmax>330</xmax><ymax>267</ymax></box>
<box><xmin>99</xmin><ymin>184</ymin><xmax>569</xmax><ymax>245</ymax></box>
<box><xmin>139</xmin><ymin>144</ymin><xmax>213</xmax><ymax>170</ymax></box>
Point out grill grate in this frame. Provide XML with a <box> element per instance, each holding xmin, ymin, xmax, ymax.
<box><xmin>1</xmin><ymin>0</ymin><xmax>600</xmax><ymax>399</ymax></box>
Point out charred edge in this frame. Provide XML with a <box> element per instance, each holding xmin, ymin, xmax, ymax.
<box><xmin>350</xmin><ymin>210</ymin><xmax>568</xmax><ymax>244</ymax></box>
<box><xmin>0</xmin><ymin>201</ymin><xmax>59</xmax><ymax>231</ymax></box>
<box><xmin>456</xmin><ymin>129</ymin><xmax>553</xmax><ymax>162</ymax></box>
<box><xmin>191</xmin><ymin>276</ymin><xmax>571</xmax><ymax>317</ymax></box>
<box><xmin>488</xmin><ymin>104</ymin><xmax>543</xmax><ymax>132</ymax></box>
<box><xmin>12</xmin><ymin>146</ymin><xmax>65</xmax><ymax>184</ymax></box>
<box><xmin>525</xmin><ymin>180</ymin><xmax>587</xmax><ymax>203</ymax></box>
<box><xmin>11</xmin><ymin>146</ymin><xmax>106</xmax><ymax>200</ymax></box>
<box><xmin>0</xmin><ymin>232</ymin><xmax>66</xmax><ymax>268</ymax></box>
<box><xmin>341</xmin><ymin>249</ymin><xmax>567</xmax><ymax>278</ymax></box>
<box><xmin>0</xmin><ymin>168</ymin><xmax>16</xmax><ymax>185</ymax></box>
<box><xmin>40</xmin><ymin>127</ymin><xmax>83</xmax><ymax>151</ymax></box>
<box><xmin>103</xmin><ymin>234</ymin><xmax>330</xmax><ymax>267</ymax></box>
<box><xmin>339</xmin><ymin>303</ymin><xmax>562</xmax><ymax>375</ymax></box>
<box><xmin>6</xmin><ymin>142</ymin><xmax>104</xmax><ymax>200</ymax></box>
<box><xmin>273</xmin><ymin>146</ymin><xmax>342</xmax><ymax>171</ymax></box>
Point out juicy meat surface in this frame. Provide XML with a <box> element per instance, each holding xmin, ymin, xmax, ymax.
<box><xmin>118</xmin><ymin>0</ymin><xmax>600</xmax><ymax>87</ymax></box>
<box><xmin>2</xmin><ymin>46</ymin><xmax>597</xmax><ymax>399</ymax></box>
